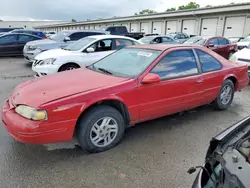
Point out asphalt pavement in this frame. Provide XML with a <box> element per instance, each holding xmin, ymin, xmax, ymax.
<box><xmin>0</xmin><ymin>57</ymin><xmax>249</xmax><ymax>188</ymax></box>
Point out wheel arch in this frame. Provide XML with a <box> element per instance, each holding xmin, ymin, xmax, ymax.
<box><xmin>58</xmin><ymin>62</ymin><xmax>81</xmax><ymax>72</ymax></box>
<box><xmin>75</xmin><ymin>98</ymin><xmax>131</xmax><ymax>130</ymax></box>
<box><xmin>224</xmin><ymin>74</ymin><xmax>238</xmax><ymax>90</ymax></box>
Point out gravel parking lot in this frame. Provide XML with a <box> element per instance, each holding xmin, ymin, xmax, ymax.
<box><xmin>0</xmin><ymin>57</ymin><xmax>249</xmax><ymax>188</ymax></box>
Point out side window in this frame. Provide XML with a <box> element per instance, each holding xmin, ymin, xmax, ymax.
<box><xmin>152</xmin><ymin>37</ymin><xmax>162</xmax><ymax>43</ymax></box>
<box><xmin>0</xmin><ymin>35</ymin><xmax>17</xmax><ymax>43</ymax></box>
<box><xmin>184</xmin><ymin>34</ymin><xmax>189</xmax><ymax>39</ymax></box>
<box><xmin>162</xmin><ymin>37</ymin><xmax>173</xmax><ymax>43</ymax></box>
<box><xmin>196</xmin><ymin>49</ymin><xmax>222</xmax><ymax>73</ymax></box>
<box><xmin>69</xmin><ymin>32</ymin><xmax>87</xmax><ymax>40</ymax></box>
<box><xmin>90</xmin><ymin>39</ymin><xmax>113</xmax><ymax>52</ymax></box>
<box><xmin>114</xmin><ymin>39</ymin><xmax>133</xmax><ymax>50</ymax></box>
<box><xmin>18</xmin><ymin>35</ymin><xmax>37</xmax><ymax>42</ymax></box>
<box><xmin>209</xmin><ymin>39</ymin><xmax>219</xmax><ymax>45</ymax></box>
<box><xmin>218</xmin><ymin>38</ymin><xmax>230</xmax><ymax>45</ymax></box>
<box><xmin>151</xmin><ymin>50</ymin><xmax>198</xmax><ymax>79</ymax></box>
<box><xmin>180</xmin><ymin>34</ymin><xmax>185</xmax><ymax>39</ymax></box>
<box><xmin>174</xmin><ymin>34</ymin><xmax>180</xmax><ymax>39</ymax></box>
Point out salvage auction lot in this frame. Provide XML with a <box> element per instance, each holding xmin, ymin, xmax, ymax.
<box><xmin>0</xmin><ymin>57</ymin><xmax>249</xmax><ymax>188</ymax></box>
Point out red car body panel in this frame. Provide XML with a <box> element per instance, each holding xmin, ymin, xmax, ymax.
<box><xmin>2</xmin><ymin>45</ymin><xmax>248</xmax><ymax>144</ymax></box>
<box><xmin>204</xmin><ymin>36</ymin><xmax>238</xmax><ymax>59</ymax></box>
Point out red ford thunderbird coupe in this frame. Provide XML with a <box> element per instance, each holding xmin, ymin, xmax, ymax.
<box><xmin>2</xmin><ymin>44</ymin><xmax>249</xmax><ymax>153</ymax></box>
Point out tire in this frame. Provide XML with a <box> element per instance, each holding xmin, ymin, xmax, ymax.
<box><xmin>212</xmin><ymin>79</ymin><xmax>235</xmax><ymax>110</ymax></box>
<box><xmin>76</xmin><ymin>105</ymin><xmax>125</xmax><ymax>153</ymax></box>
<box><xmin>58</xmin><ymin>63</ymin><xmax>80</xmax><ymax>72</ymax></box>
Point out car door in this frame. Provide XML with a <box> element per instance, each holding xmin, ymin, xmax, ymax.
<box><xmin>162</xmin><ymin>37</ymin><xmax>176</xmax><ymax>44</ymax></box>
<box><xmin>17</xmin><ymin>34</ymin><xmax>39</xmax><ymax>54</ymax></box>
<box><xmin>80</xmin><ymin>39</ymin><xmax>115</xmax><ymax>66</ymax></box>
<box><xmin>194</xmin><ymin>48</ymin><xmax>223</xmax><ymax>104</ymax></box>
<box><xmin>137</xmin><ymin>48</ymin><xmax>204</xmax><ymax>122</ymax></box>
<box><xmin>217</xmin><ymin>38</ymin><xmax>231</xmax><ymax>59</ymax></box>
<box><xmin>0</xmin><ymin>34</ymin><xmax>18</xmax><ymax>56</ymax></box>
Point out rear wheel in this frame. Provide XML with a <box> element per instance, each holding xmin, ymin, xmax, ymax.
<box><xmin>212</xmin><ymin>80</ymin><xmax>234</xmax><ymax>110</ymax></box>
<box><xmin>58</xmin><ymin>63</ymin><xmax>80</xmax><ymax>72</ymax></box>
<box><xmin>76</xmin><ymin>105</ymin><xmax>125</xmax><ymax>153</ymax></box>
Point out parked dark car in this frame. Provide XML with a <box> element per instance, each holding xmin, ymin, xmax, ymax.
<box><xmin>169</xmin><ymin>32</ymin><xmax>190</xmax><ymax>43</ymax></box>
<box><xmin>191</xmin><ymin>116</ymin><xmax>250</xmax><ymax>188</ymax></box>
<box><xmin>0</xmin><ymin>33</ymin><xmax>42</xmax><ymax>56</ymax></box>
<box><xmin>9</xmin><ymin>29</ymin><xmax>47</xmax><ymax>38</ymax></box>
<box><xmin>138</xmin><ymin>35</ymin><xmax>179</xmax><ymax>44</ymax></box>
<box><xmin>0</xmin><ymin>28</ymin><xmax>23</xmax><ymax>33</ymax></box>
<box><xmin>184</xmin><ymin>36</ymin><xmax>238</xmax><ymax>59</ymax></box>
<box><xmin>100</xmin><ymin>26</ymin><xmax>144</xmax><ymax>40</ymax></box>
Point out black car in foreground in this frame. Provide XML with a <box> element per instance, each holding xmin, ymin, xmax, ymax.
<box><xmin>191</xmin><ymin>116</ymin><xmax>250</xmax><ymax>188</ymax></box>
<box><xmin>0</xmin><ymin>33</ymin><xmax>42</xmax><ymax>56</ymax></box>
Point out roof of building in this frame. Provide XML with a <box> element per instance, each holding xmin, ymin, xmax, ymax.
<box><xmin>34</xmin><ymin>3</ymin><xmax>250</xmax><ymax>29</ymax></box>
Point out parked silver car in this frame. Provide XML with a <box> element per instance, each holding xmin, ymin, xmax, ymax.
<box><xmin>138</xmin><ymin>35</ymin><xmax>180</xmax><ymax>44</ymax></box>
<box><xmin>23</xmin><ymin>30</ymin><xmax>109</xmax><ymax>62</ymax></box>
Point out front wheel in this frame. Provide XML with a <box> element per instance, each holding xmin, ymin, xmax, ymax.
<box><xmin>58</xmin><ymin>63</ymin><xmax>80</xmax><ymax>72</ymax></box>
<box><xmin>212</xmin><ymin>80</ymin><xmax>235</xmax><ymax>110</ymax></box>
<box><xmin>76</xmin><ymin>105</ymin><xmax>125</xmax><ymax>153</ymax></box>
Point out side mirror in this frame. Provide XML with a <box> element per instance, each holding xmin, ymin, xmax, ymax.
<box><xmin>141</xmin><ymin>73</ymin><xmax>161</xmax><ymax>84</ymax></box>
<box><xmin>208</xmin><ymin>44</ymin><xmax>215</xmax><ymax>48</ymax></box>
<box><xmin>86</xmin><ymin>47</ymin><xmax>95</xmax><ymax>53</ymax></box>
<box><xmin>64</xmin><ymin>37</ymin><xmax>71</xmax><ymax>42</ymax></box>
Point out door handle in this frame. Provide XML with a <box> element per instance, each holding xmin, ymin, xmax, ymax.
<box><xmin>196</xmin><ymin>79</ymin><xmax>204</xmax><ymax>84</ymax></box>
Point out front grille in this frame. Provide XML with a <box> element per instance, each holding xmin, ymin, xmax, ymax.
<box><xmin>33</xmin><ymin>60</ymin><xmax>43</xmax><ymax>66</ymax></box>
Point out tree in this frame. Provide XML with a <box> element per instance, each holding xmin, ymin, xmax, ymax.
<box><xmin>135</xmin><ymin>9</ymin><xmax>157</xmax><ymax>15</ymax></box>
<box><xmin>71</xmin><ymin>18</ymin><xmax>76</xmax><ymax>22</ymax></box>
<box><xmin>178</xmin><ymin>2</ymin><xmax>200</xmax><ymax>10</ymax></box>
<box><xmin>166</xmin><ymin>7</ymin><xmax>176</xmax><ymax>12</ymax></box>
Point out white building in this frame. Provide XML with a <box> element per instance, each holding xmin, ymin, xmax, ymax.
<box><xmin>34</xmin><ymin>3</ymin><xmax>250</xmax><ymax>37</ymax></box>
<box><xmin>0</xmin><ymin>21</ymin><xmax>67</xmax><ymax>30</ymax></box>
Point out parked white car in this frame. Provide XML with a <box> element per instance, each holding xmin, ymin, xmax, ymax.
<box><xmin>237</xmin><ymin>36</ymin><xmax>250</xmax><ymax>50</ymax></box>
<box><xmin>230</xmin><ymin>47</ymin><xmax>250</xmax><ymax>77</ymax></box>
<box><xmin>32</xmin><ymin>35</ymin><xmax>141</xmax><ymax>77</ymax></box>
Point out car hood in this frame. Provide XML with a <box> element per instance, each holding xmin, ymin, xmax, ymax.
<box><xmin>35</xmin><ymin>48</ymin><xmax>77</xmax><ymax>59</ymax></box>
<box><xmin>234</xmin><ymin>48</ymin><xmax>250</xmax><ymax>59</ymax></box>
<box><xmin>11</xmin><ymin>68</ymin><xmax>129</xmax><ymax>108</ymax></box>
<box><xmin>26</xmin><ymin>39</ymin><xmax>66</xmax><ymax>50</ymax></box>
<box><xmin>237</xmin><ymin>41</ymin><xmax>250</xmax><ymax>46</ymax></box>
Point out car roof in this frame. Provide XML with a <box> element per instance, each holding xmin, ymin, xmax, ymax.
<box><xmin>88</xmin><ymin>34</ymin><xmax>137</xmax><ymax>40</ymax></box>
<box><xmin>0</xmin><ymin>33</ymin><xmax>41</xmax><ymax>38</ymax></box>
<box><xmin>61</xmin><ymin>30</ymin><xmax>109</xmax><ymax>34</ymax></box>
<box><xmin>12</xmin><ymin>29</ymin><xmax>43</xmax><ymax>32</ymax></box>
<box><xmin>129</xmin><ymin>44</ymin><xmax>203</xmax><ymax>51</ymax></box>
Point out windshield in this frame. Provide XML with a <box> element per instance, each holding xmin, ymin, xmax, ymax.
<box><xmin>138</xmin><ymin>36</ymin><xmax>156</xmax><ymax>44</ymax></box>
<box><xmin>184</xmin><ymin>37</ymin><xmax>206</xmax><ymax>45</ymax></box>
<box><xmin>90</xmin><ymin>48</ymin><xmax>162</xmax><ymax>78</ymax></box>
<box><xmin>50</xmin><ymin>31</ymin><xmax>69</xmax><ymax>41</ymax></box>
<box><xmin>241</xmin><ymin>36</ymin><xmax>250</xmax><ymax>42</ymax></box>
<box><xmin>63</xmin><ymin>37</ymin><xmax>96</xmax><ymax>51</ymax></box>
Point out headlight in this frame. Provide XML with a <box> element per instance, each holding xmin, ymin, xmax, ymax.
<box><xmin>28</xmin><ymin>45</ymin><xmax>37</xmax><ymax>50</ymax></box>
<box><xmin>39</xmin><ymin>58</ymin><xmax>56</xmax><ymax>65</ymax></box>
<box><xmin>15</xmin><ymin>105</ymin><xmax>47</xmax><ymax>121</ymax></box>
<box><xmin>229</xmin><ymin>54</ymin><xmax>237</xmax><ymax>63</ymax></box>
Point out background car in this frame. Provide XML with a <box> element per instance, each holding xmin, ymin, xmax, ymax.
<box><xmin>9</xmin><ymin>29</ymin><xmax>47</xmax><ymax>39</ymax></box>
<box><xmin>0</xmin><ymin>27</ymin><xmax>23</xmax><ymax>35</ymax></box>
<box><xmin>237</xmin><ymin>36</ymin><xmax>250</xmax><ymax>50</ymax></box>
<box><xmin>169</xmin><ymin>32</ymin><xmax>190</xmax><ymax>43</ymax></box>
<box><xmin>191</xmin><ymin>116</ymin><xmax>250</xmax><ymax>188</ymax></box>
<box><xmin>44</xmin><ymin>31</ymin><xmax>56</xmax><ymax>37</ymax></box>
<box><xmin>32</xmin><ymin>35</ymin><xmax>141</xmax><ymax>76</ymax></box>
<box><xmin>228</xmin><ymin>36</ymin><xmax>244</xmax><ymax>43</ymax></box>
<box><xmin>23</xmin><ymin>30</ymin><xmax>109</xmax><ymax>62</ymax></box>
<box><xmin>184</xmin><ymin>36</ymin><xmax>238</xmax><ymax>59</ymax></box>
<box><xmin>230</xmin><ymin>47</ymin><xmax>250</xmax><ymax>77</ymax></box>
<box><xmin>0</xmin><ymin>33</ymin><xmax>42</xmax><ymax>56</ymax></box>
<box><xmin>138</xmin><ymin>35</ymin><xmax>179</xmax><ymax>44</ymax></box>
<box><xmin>2</xmin><ymin>44</ymin><xmax>248</xmax><ymax>153</ymax></box>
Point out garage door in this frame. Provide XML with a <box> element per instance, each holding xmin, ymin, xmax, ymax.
<box><xmin>224</xmin><ymin>16</ymin><xmax>246</xmax><ymax>37</ymax></box>
<box><xmin>200</xmin><ymin>18</ymin><xmax>218</xmax><ymax>36</ymax></box>
<box><xmin>153</xmin><ymin>21</ymin><xmax>162</xmax><ymax>34</ymax></box>
<box><xmin>121</xmin><ymin>23</ymin><xmax>129</xmax><ymax>30</ymax></box>
<box><xmin>94</xmin><ymin>25</ymin><xmax>100</xmax><ymax>29</ymax></box>
<box><xmin>182</xmin><ymin>20</ymin><xmax>196</xmax><ymax>36</ymax></box>
<box><xmin>166</xmin><ymin>21</ymin><xmax>177</xmax><ymax>34</ymax></box>
<box><xmin>84</xmin><ymin>25</ymin><xmax>89</xmax><ymax>30</ymax></box>
<box><xmin>131</xmin><ymin>23</ymin><xmax>139</xmax><ymax>32</ymax></box>
<box><xmin>90</xmin><ymin>25</ymin><xmax>95</xmax><ymax>29</ymax></box>
<box><xmin>141</xmin><ymin>22</ymin><xmax>149</xmax><ymax>34</ymax></box>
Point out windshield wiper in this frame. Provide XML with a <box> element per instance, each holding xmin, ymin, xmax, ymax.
<box><xmin>97</xmin><ymin>68</ymin><xmax>113</xmax><ymax>75</ymax></box>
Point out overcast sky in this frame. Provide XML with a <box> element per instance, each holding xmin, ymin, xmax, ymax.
<box><xmin>0</xmin><ymin>0</ymin><xmax>249</xmax><ymax>21</ymax></box>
